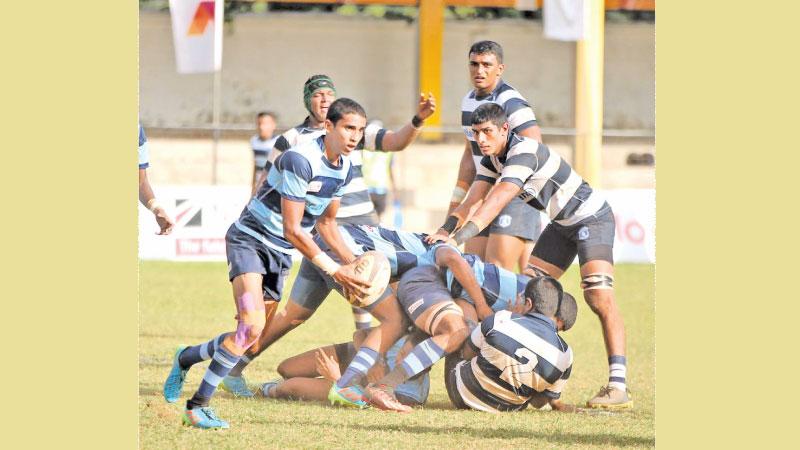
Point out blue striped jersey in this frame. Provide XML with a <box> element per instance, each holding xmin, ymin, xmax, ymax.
<box><xmin>138</xmin><ymin>123</ymin><xmax>149</xmax><ymax>169</ymax></box>
<box><xmin>251</xmin><ymin>134</ymin><xmax>278</xmax><ymax>170</ymax></box>
<box><xmin>265</xmin><ymin>117</ymin><xmax>388</xmax><ymax>218</ymax></box>
<box><xmin>461</xmin><ymin>80</ymin><xmax>537</xmax><ymax>169</ymax></box>
<box><xmin>476</xmin><ymin>133</ymin><xmax>610</xmax><ymax>226</ymax></box>
<box><xmin>445</xmin><ymin>253</ymin><xmax>531</xmax><ymax>312</ymax></box>
<box><xmin>236</xmin><ymin>136</ymin><xmax>354</xmax><ymax>254</ymax></box>
<box><xmin>314</xmin><ymin>224</ymin><xmax>436</xmax><ymax>280</ymax></box>
<box><xmin>456</xmin><ymin>310</ymin><xmax>573</xmax><ymax>412</ymax></box>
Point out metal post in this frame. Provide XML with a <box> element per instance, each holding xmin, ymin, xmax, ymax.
<box><xmin>574</xmin><ymin>0</ymin><xmax>605</xmax><ymax>187</ymax></box>
<box><xmin>211</xmin><ymin>68</ymin><xmax>221</xmax><ymax>185</ymax></box>
<box><xmin>418</xmin><ymin>0</ymin><xmax>444</xmax><ymax>141</ymax></box>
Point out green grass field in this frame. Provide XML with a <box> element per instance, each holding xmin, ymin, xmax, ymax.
<box><xmin>139</xmin><ymin>261</ymin><xmax>654</xmax><ymax>449</ymax></box>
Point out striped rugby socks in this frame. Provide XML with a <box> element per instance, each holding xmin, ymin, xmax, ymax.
<box><xmin>178</xmin><ymin>333</ymin><xmax>228</xmax><ymax>369</ymax></box>
<box><xmin>381</xmin><ymin>338</ymin><xmax>445</xmax><ymax>389</ymax></box>
<box><xmin>608</xmin><ymin>355</ymin><xmax>627</xmax><ymax>391</ymax></box>
<box><xmin>352</xmin><ymin>306</ymin><xmax>373</xmax><ymax>330</ymax></box>
<box><xmin>336</xmin><ymin>347</ymin><xmax>378</xmax><ymax>388</ymax></box>
<box><xmin>186</xmin><ymin>345</ymin><xmax>240</xmax><ymax>409</ymax></box>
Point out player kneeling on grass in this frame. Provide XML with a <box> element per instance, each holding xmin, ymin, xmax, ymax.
<box><xmin>161</xmin><ymin>98</ymin><xmax>374</xmax><ymax>430</ymax></box>
<box><xmin>445</xmin><ymin>277</ymin><xmax>579</xmax><ymax>413</ymax></box>
<box><xmin>256</xmin><ymin>328</ymin><xmax>429</xmax><ymax>407</ymax></box>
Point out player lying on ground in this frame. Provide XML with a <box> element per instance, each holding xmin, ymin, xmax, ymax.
<box><xmin>360</xmin><ymin>243</ymin><xmax>555</xmax><ymax>412</ymax></box>
<box><xmin>161</xmin><ymin>99</ymin><xmax>376</xmax><ymax>430</ymax></box>
<box><xmin>256</xmin><ymin>74</ymin><xmax>437</xmax><ymax>332</ymax></box>
<box><xmin>222</xmin><ymin>223</ymin><xmax>441</xmax><ymax>398</ymax></box>
<box><xmin>445</xmin><ymin>277</ymin><xmax>580</xmax><ymax>413</ymax></box>
<box><xmin>256</xmin><ymin>329</ymin><xmax>429</xmax><ymax>407</ymax></box>
<box><xmin>429</xmin><ymin>103</ymin><xmax>632</xmax><ymax>409</ymax></box>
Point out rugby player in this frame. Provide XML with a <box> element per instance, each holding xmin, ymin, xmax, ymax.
<box><xmin>448</xmin><ymin>41</ymin><xmax>542</xmax><ymax>271</ymax></box>
<box><xmin>162</xmin><ymin>98</ymin><xmax>374</xmax><ymax>429</ymax></box>
<box><xmin>222</xmin><ymin>222</ymin><xmax>450</xmax><ymax>399</ymax></box>
<box><xmin>250</xmin><ymin>111</ymin><xmax>278</xmax><ymax>191</ymax></box>
<box><xmin>430</xmin><ymin>103</ymin><xmax>632</xmax><ymax>409</ymax></box>
<box><xmin>138</xmin><ymin>123</ymin><xmax>174</xmax><ymax>235</ymax></box>
<box><xmin>256</xmin><ymin>74</ymin><xmax>436</xmax><ymax>332</ymax></box>
<box><xmin>255</xmin><ymin>330</ymin><xmax>429</xmax><ymax>407</ymax></box>
<box><xmin>446</xmin><ymin>277</ymin><xmax>580</xmax><ymax>413</ymax></box>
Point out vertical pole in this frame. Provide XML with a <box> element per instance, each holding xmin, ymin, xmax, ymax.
<box><xmin>211</xmin><ymin>69</ymin><xmax>221</xmax><ymax>185</ymax></box>
<box><xmin>574</xmin><ymin>0</ymin><xmax>605</xmax><ymax>187</ymax></box>
<box><xmin>418</xmin><ymin>0</ymin><xmax>444</xmax><ymax>141</ymax></box>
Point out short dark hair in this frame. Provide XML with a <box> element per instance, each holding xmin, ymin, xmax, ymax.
<box><xmin>525</xmin><ymin>276</ymin><xmax>564</xmax><ymax>317</ymax></box>
<box><xmin>326</xmin><ymin>98</ymin><xmax>367</xmax><ymax>125</ymax></box>
<box><xmin>257</xmin><ymin>111</ymin><xmax>276</xmax><ymax>121</ymax></box>
<box><xmin>470</xmin><ymin>103</ymin><xmax>508</xmax><ymax>129</ymax></box>
<box><xmin>557</xmin><ymin>292</ymin><xmax>578</xmax><ymax>332</ymax></box>
<box><xmin>469</xmin><ymin>40</ymin><xmax>504</xmax><ymax>63</ymax></box>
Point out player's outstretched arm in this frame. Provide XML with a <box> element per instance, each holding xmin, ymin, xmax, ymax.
<box><xmin>435</xmin><ymin>246</ymin><xmax>493</xmax><ymax>320</ymax></box>
<box><xmin>315</xmin><ymin>199</ymin><xmax>357</xmax><ymax>264</ymax></box>
<box><xmin>448</xmin><ymin>181</ymin><xmax>520</xmax><ymax>246</ymax></box>
<box><xmin>138</xmin><ymin>168</ymin><xmax>174</xmax><ymax>235</ymax></box>
<box><xmin>282</xmin><ymin>198</ymin><xmax>369</xmax><ymax>297</ymax></box>
<box><xmin>379</xmin><ymin>93</ymin><xmax>437</xmax><ymax>151</ymax></box>
<box><xmin>426</xmin><ymin>180</ymin><xmax>492</xmax><ymax>244</ymax></box>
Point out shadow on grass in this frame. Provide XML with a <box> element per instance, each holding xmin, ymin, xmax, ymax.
<box><xmin>253</xmin><ymin>416</ymin><xmax>654</xmax><ymax>448</ymax></box>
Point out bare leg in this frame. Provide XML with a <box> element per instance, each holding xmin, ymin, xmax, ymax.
<box><xmin>485</xmin><ymin>234</ymin><xmax>532</xmax><ymax>272</ymax></box>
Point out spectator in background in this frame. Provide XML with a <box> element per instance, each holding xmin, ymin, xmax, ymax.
<box><xmin>361</xmin><ymin>120</ymin><xmax>400</xmax><ymax>225</ymax></box>
<box><xmin>251</xmin><ymin>111</ymin><xmax>278</xmax><ymax>191</ymax></box>
<box><xmin>139</xmin><ymin>123</ymin><xmax>174</xmax><ymax>235</ymax></box>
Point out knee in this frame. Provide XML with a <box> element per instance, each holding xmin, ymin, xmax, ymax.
<box><xmin>276</xmin><ymin>360</ymin><xmax>291</xmax><ymax>379</ymax></box>
<box><xmin>439</xmin><ymin>316</ymin><xmax>469</xmax><ymax>348</ymax></box>
<box><xmin>583</xmin><ymin>287</ymin><xmax>616</xmax><ymax>316</ymax></box>
<box><xmin>235</xmin><ymin>313</ymin><xmax>266</xmax><ymax>349</ymax></box>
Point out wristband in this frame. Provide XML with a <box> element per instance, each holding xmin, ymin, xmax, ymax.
<box><xmin>453</xmin><ymin>221</ymin><xmax>481</xmax><ymax>246</ymax></box>
<box><xmin>312</xmin><ymin>253</ymin><xmax>341</xmax><ymax>276</ymax></box>
<box><xmin>411</xmin><ymin>115</ymin><xmax>424</xmax><ymax>128</ymax></box>
<box><xmin>450</xmin><ymin>186</ymin><xmax>467</xmax><ymax>203</ymax></box>
<box><xmin>146</xmin><ymin>198</ymin><xmax>162</xmax><ymax>213</ymax></box>
<box><xmin>440</xmin><ymin>215</ymin><xmax>460</xmax><ymax>234</ymax></box>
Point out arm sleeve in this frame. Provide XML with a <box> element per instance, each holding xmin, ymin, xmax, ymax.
<box><xmin>503</xmin><ymin>96</ymin><xmax>537</xmax><ymax>133</ymax></box>
<box><xmin>276</xmin><ymin>151</ymin><xmax>313</xmax><ymax>201</ymax></box>
<box><xmin>362</xmin><ymin>122</ymin><xmax>387</xmax><ymax>152</ymax></box>
<box><xmin>498</xmin><ymin>152</ymin><xmax>538</xmax><ymax>187</ymax></box>
<box><xmin>475</xmin><ymin>156</ymin><xmax>500</xmax><ymax>184</ymax></box>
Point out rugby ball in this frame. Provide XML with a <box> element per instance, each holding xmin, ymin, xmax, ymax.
<box><xmin>347</xmin><ymin>251</ymin><xmax>391</xmax><ymax>308</ymax></box>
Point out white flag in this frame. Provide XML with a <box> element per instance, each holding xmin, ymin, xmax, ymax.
<box><xmin>543</xmin><ymin>0</ymin><xmax>586</xmax><ymax>42</ymax></box>
<box><xmin>168</xmin><ymin>0</ymin><xmax>223</xmax><ymax>74</ymax></box>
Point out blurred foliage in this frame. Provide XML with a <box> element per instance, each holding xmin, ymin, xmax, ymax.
<box><xmin>139</xmin><ymin>1</ymin><xmax>651</xmax><ymax>23</ymax></box>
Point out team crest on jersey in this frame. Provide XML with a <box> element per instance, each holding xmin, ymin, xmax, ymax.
<box><xmin>578</xmin><ymin>226</ymin><xmax>590</xmax><ymax>240</ymax></box>
<box><xmin>497</xmin><ymin>215</ymin><xmax>512</xmax><ymax>228</ymax></box>
<box><xmin>307</xmin><ymin>181</ymin><xmax>322</xmax><ymax>193</ymax></box>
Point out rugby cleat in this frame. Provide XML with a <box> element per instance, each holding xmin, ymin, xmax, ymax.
<box><xmin>163</xmin><ymin>346</ymin><xmax>188</xmax><ymax>403</ymax></box>
<box><xmin>182</xmin><ymin>406</ymin><xmax>230</xmax><ymax>430</ymax></box>
<box><xmin>328</xmin><ymin>384</ymin><xmax>369</xmax><ymax>409</ymax></box>
<box><xmin>365</xmin><ymin>384</ymin><xmax>412</xmax><ymax>413</ymax></box>
<box><xmin>586</xmin><ymin>385</ymin><xmax>633</xmax><ymax>410</ymax></box>
<box><xmin>257</xmin><ymin>379</ymin><xmax>281</xmax><ymax>399</ymax></box>
<box><xmin>220</xmin><ymin>375</ymin><xmax>255</xmax><ymax>398</ymax></box>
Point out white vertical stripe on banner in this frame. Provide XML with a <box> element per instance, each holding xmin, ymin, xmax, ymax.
<box><xmin>168</xmin><ymin>0</ymin><xmax>223</xmax><ymax>74</ymax></box>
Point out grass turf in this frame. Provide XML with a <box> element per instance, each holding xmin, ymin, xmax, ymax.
<box><xmin>139</xmin><ymin>261</ymin><xmax>654</xmax><ymax>449</ymax></box>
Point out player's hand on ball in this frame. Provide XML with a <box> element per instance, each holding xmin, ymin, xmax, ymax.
<box><xmin>333</xmin><ymin>263</ymin><xmax>372</xmax><ymax>299</ymax></box>
<box><xmin>417</xmin><ymin>92</ymin><xmax>437</xmax><ymax>120</ymax></box>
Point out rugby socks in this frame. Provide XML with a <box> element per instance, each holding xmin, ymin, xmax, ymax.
<box><xmin>608</xmin><ymin>355</ymin><xmax>628</xmax><ymax>391</ymax></box>
<box><xmin>336</xmin><ymin>347</ymin><xmax>378</xmax><ymax>388</ymax></box>
<box><xmin>186</xmin><ymin>345</ymin><xmax>240</xmax><ymax>409</ymax></box>
<box><xmin>178</xmin><ymin>333</ymin><xmax>227</xmax><ymax>369</ymax></box>
<box><xmin>383</xmin><ymin>338</ymin><xmax>446</xmax><ymax>389</ymax></box>
<box><xmin>352</xmin><ymin>306</ymin><xmax>373</xmax><ymax>330</ymax></box>
<box><xmin>226</xmin><ymin>355</ymin><xmax>251</xmax><ymax>377</ymax></box>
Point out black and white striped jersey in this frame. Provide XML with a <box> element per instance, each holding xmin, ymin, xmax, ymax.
<box><xmin>476</xmin><ymin>133</ymin><xmax>610</xmax><ymax>226</ymax></box>
<box><xmin>461</xmin><ymin>80</ymin><xmax>538</xmax><ymax>168</ymax></box>
<box><xmin>455</xmin><ymin>310</ymin><xmax>573</xmax><ymax>413</ymax></box>
<box><xmin>263</xmin><ymin>117</ymin><xmax>387</xmax><ymax>218</ymax></box>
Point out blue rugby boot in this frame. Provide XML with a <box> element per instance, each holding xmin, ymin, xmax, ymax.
<box><xmin>220</xmin><ymin>375</ymin><xmax>255</xmax><ymax>398</ymax></box>
<box><xmin>182</xmin><ymin>406</ymin><xmax>230</xmax><ymax>430</ymax></box>
<box><xmin>163</xmin><ymin>346</ymin><xmax>188</xmax><ymax>403</ymax></box>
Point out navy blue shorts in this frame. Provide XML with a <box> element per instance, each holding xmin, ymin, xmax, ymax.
<box><xmin>532</xmin><ymin>207</ymin><xmax>615</xmax><ymax>271</ymax></box>
<box><xmin>225</xmin><ymin>223</ymin><xmax>292</xmax><ymax>301</ymax></box>
<box><xmin>478</xmin><ymin>196</ymin><xmax>541</xmax><ymax>241</ymax></box>
<box><xmin>397</xmin><ymin>266</ymin><xmax>461</xmax><ymax>333</ymax></box>
<box><xmin>290</xmin><ymin>257</ymin><xmax>393</xmax><ymax>312</ymax></box>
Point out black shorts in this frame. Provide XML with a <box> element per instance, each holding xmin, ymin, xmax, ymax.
<box><xmin>396</xmin><ymin>266</ymin><xmax>455</xmax><ymax>329</ymax></box>
<box><xmin>531</xmin><ymin>207</ymin><xmax>615</xmax><ymax>271</ymax></box>
<box><xmin>225</xmin><ymin>223</ymin><xmax>293</xmax><ymax>301</ymax></box>
<box><xmin>477</xmin><ymin>196</ymin><xmax>541</xmax><ymax>241</ymax></box>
